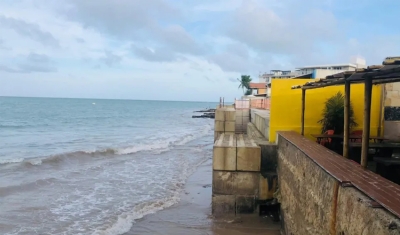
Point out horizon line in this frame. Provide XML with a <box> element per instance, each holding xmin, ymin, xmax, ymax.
<box><xmin>0</xmin><ymin>95</ymin><xmax>219</xmax><ymax>103</ymax></box>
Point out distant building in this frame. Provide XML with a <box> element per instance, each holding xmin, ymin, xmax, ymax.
<box><xmin>249</xmin><ymin>82</ymin><xmax>267</xmax><ymax>96</ymax></box>
<box><xmin>295</xmin><ymin>63</ymin><xmax>363</xmax><ymax>79</ymax></box>
<box><xmin>259</xmin><ymin>56</ymin><xmax>367</xmax><ymax>82</ymax></box>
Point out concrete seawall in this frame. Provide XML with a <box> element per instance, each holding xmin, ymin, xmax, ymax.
<box><xmin>212</xmin><ymin>107</ymin><xmax>278</xmax><ymax>217</ymax></box>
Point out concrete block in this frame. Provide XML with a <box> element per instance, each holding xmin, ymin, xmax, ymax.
<box><xmin>235</xmin><ymin>125</ymin><xmax>246</xmax><ymax>134</ymax></box>
<box><xmin>213</xmin><ymin>171</ymin><xmax>236</xmax><ymax>194</ymax></box>
<box><xmin>225</xmin><ymin>108</ymin><xmax>236</xmax><ymax>121</ymax></box>
<box><xmin>224</xmin><ymin>121</ymin><xmax>236</xmax><ymax>132</ymax></box>
<box><xmin>213</xmin><ymin>133</ymin><xmax>236</xmax><ymax>171</ymax></box>
<box><xmin>247</xmin><ymin>123</ymin><xmax>264</xmax><ymax>140</ymax></box>
<box><xmin>214</xmin><ymin>131</ymin><xmax>224</xmax><ymax>142</ymax></box>
<box><xmin>236</xmin><ymin>195</ymin><xmax>257</xmax><ymax>214</ymax></box>
<box><xmin>259</xmin><ymin>173</ymin><xmax>277</xmax><ymax>200</ymax></box>
<box><xmin>212</xmin><ymin>194</ymin><xmax>236</xmax><ymax>215</ymax></box>
<box><xmin>236</xmin><ymin>134</ymin><xmax>261</xmax><ymax>171</ymax></box>
<box><xmin>214</xmin><ymin>120</ymin><xmax>224</xmax><ymax>132</ymax></box>
<box><xmin>235</xmin><ymin>109</ymin><xmax>250</xmax><ymax>117</ymax></box>
<box><xmin>235</xmin><ymin>172</ymin><xmax>259</xmax><ymax>195</ymax></box>
<box><xmin>215</xmin><ymin>108</ymin><xmax>225</xmax><ymax>121</ymax></box>
<box><xmin>235</xmin><ymin>116</ymin><xmax>243</xmax><ymax>124</ymax></box>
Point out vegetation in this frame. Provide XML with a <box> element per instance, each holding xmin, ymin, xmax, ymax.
<box><xmin>237</xmin><ymin>75</ymin><xmax>252</xmax><ymax>95</ymax></box>
<box><xmin>318</xmin><ymin>92</ymin><xmax>357</xmax><ymax>134</ymax></box>
<box><xmin>244</xmin><ymin>89</ymin><xmax>253</xmax><ymax>95</ymax></box>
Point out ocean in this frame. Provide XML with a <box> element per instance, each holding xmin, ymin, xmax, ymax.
<box><xmin>0</xmin><ymin>97</ymin><xmax>216</xmax><ymax>235</ymax></box>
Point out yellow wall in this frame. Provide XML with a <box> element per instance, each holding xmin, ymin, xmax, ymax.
<box><xmin>269</xmin><ymin>79</ymin><xmax>383</xmax><ymax>142</ymax></box>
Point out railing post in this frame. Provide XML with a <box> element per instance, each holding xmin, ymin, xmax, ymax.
<box><xmin>343</xmin><ymin>80</ymin><xmax>351</xmax><ymax>158</ymax></box>
<box><xmin>301</xmin><ymin>89</ymin><xmax>306</xmax><ymax>136</ymax></box>
<box><xmin>361</xmin><ymin>77</ymin><xmax>373</xmax><ymax>168</ymax></box>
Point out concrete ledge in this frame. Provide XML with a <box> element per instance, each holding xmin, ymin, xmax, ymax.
<box><xmin>237</xmin><ymin>134</ymin><xmax>261</xmax><ymax>171</ymax></box>
<box><xmin>214</xmin><ymin>131</ymin><xmax>223</xmax><ymax>142</ymax></box>
<box><xmin>250</xmin><ymin>109</ymin><xmax>270</xmax><ymax>140</ymax></box>
<box><xmin>213</xmin><ymin>133</ymin><xmax>236</xmax><ymax>171</ymax></box>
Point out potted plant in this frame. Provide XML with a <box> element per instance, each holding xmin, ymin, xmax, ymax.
<box><xmin>318</xmin><ymin>91</ymin><xmax>357</xmax><ymax>134</ymax></box>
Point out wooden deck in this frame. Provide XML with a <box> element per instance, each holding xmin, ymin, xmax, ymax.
<box><xmin>279</xmin><ymin>131</ymin><xmax>400</xmax><ymax>218</ymax></box>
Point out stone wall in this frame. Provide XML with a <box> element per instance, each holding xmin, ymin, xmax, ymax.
<box><xmin>277</xmin><ymin>133</ymin><xmax>400</xmax><ymax>235</ymax></box>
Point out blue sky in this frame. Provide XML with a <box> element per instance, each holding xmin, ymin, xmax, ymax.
<box><xmin>0</xmin><ymin>0</ymin><xmax>399</xmax><ymax>102</ymax></box>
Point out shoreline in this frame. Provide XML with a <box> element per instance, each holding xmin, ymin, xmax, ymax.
<box><xmin>126</xmin><ymin>158</ymin><xmax>281</xmax><ymax>235</ymax></box>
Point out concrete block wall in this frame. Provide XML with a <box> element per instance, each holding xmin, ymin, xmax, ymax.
<box><xmin>277</xmin><ymin>133</ymin><xmax>400</xmax><ymax>235</ymax></box>
<box><xmin>250</xmin><ymin>109</ymin><xmax>270</xmax><ymax>140</ymax></box>
<box><xmin>247</xmin><ymin>122</ymin><xmax>278</xmax><ymax>202</ymax></box>
<box><xmin>212</xmin><ymin>133</ymin><xmax>261</xmax><ymax>216</ymax></box>
<box><xmin>214</xmin><ymin>107</ymin><xmax>236</xmax><ymax>142</ymax></box>
<box><xmin>235</xmin><ymin>109</ymin><xmax>250</xmax><ymax>134</ymax></box>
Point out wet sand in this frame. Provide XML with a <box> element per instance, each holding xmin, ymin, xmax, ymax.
<box><xmin>126</xmin><ymin>158</ymin><xmax>281</xmax><ymax>235</ymax></box>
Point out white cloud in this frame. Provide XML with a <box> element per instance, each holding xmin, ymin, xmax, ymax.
<box><xmin>0</xmin><ymin>0</ymin><xmax>398</xmax><ymax>101</ymax></box>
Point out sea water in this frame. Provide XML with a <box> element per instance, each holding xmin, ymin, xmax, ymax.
<box><xmin>0</xmin><ymin>97</ymin><xmax>216</xmax><ymax>235</ymax></box>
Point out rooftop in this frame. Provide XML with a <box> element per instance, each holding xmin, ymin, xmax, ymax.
<box><xmin>249</xmin><ymin>82</ymin><xmax>267</xmax><ymax>89</ymax></box>
<box><xmin>291</xmin><ymin>62</ymin><xmax>400</xmax><ymax>90</ymax></box>
<box><xmin>296</xmin><ymin>63</ymin><xmax>358</xmax><ymax>70</ymax></box>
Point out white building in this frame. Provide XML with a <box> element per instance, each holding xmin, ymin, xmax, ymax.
<box><xmin>259</xmin><ymin>56</ymin><xmax>367</xmax><ymax>81</ymax></box>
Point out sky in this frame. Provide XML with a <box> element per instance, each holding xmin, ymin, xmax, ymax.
<box><xmin>0</xmin><ymin>0</ymin><xmax>399</xmax><ymax>102</ymax></box>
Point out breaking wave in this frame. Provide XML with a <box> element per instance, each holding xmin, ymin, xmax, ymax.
<box><xmin>0</xmin><ymin>124</ymin><xmax>212</xmax><ymax>167</ymax></box>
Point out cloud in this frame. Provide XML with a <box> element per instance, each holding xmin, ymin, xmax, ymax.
<box><xmin>157</xmin><ymin>25</ymin><xmax>204</xmax><ymax>55</ymax></box>
<box><xmin>76</xmin><ymin>38</ymin><xmax>85</xmax><ymax>43</ymax></box>
<box><xmin>224</xmin><ymin>1</ymin><xmax>339</xmax><ymax>56</ymax></box>
<box><xmin>0</xmin><ymin>0</ymin><xmax>398</xmax><ymax>101</ymax></box>
<box><xmin>0</xmin><ymin>53</ymin><xmax>57</xmax><ymax>73</ymax></box>
<box><xmin>132</xmin><ymin>45</ymin><xmax>177</xmax><ymax>62</ymax></box>
<box><xmin>100</xmin><ymin>51</ymin><xmax>122</xmax><ymax>67</ymax></box>
<box><xmin>0</xmin><ymin>15</ymin><xmax>59</xmax><ymax>47</ymax></box>
<box><xmin>64</xmin><ymin>0</ymin><xmax>180</xmax><ymax>40</ymax></box>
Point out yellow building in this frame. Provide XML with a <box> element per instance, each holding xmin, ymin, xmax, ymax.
<box><xmin>268</xmin><ymin>79</ymin><xmax>383</xmax><ymax>142</ymax></box>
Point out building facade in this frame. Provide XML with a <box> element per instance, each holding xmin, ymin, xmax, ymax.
<box><xmin>259</xmin><ymin>57</ymin><xmax>367</xmax><ymax>82</ymax></box>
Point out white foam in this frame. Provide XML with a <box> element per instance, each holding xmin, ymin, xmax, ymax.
<box><xmin>27</xmin><ymin>158</ymin><xmax>43</xmax><ymax>165</ymax></box>
<box><xmin>0</xmin><ymin>123</ymin><xmax>213</xmax><ymax>168</ymax></box>
<box><xmin>0</xmin><ymin>158</ymin><xmax>24</xmax><ymax>165</ymax></box>
<box><xmin>91</xmin><ymin>148</ymin><xmax>209</xmax><ymax>235</ymax></box>
<box><xmin>92</xmin><ymin>196</ymin><xmax>181</xmax><ymax>235</ymax></box>
<box><xmin>115</xmin><ymin>123</ymin><xmax>212</xmax><ymax>155</ymax></box>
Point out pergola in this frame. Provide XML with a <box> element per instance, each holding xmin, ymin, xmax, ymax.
<box><xmin>292</xmin><ymin>63</ymin><xmax>400</xmax><ymax>168</ymax></box>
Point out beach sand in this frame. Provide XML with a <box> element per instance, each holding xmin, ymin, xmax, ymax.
<box><xmin>126</xmin><ymin>158</ymin><xmax>281</xmax><ymax>235</ymax></box>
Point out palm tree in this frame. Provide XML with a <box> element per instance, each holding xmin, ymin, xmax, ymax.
<box><xmin>237</xmin><ymin>75</ymin><xmax>252</xmax><ymax>95</ymax></box>
<box><xmin>318</xmin><ymin>91</ymin><xmax>357</xmax><ymax>134</ymax></box>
